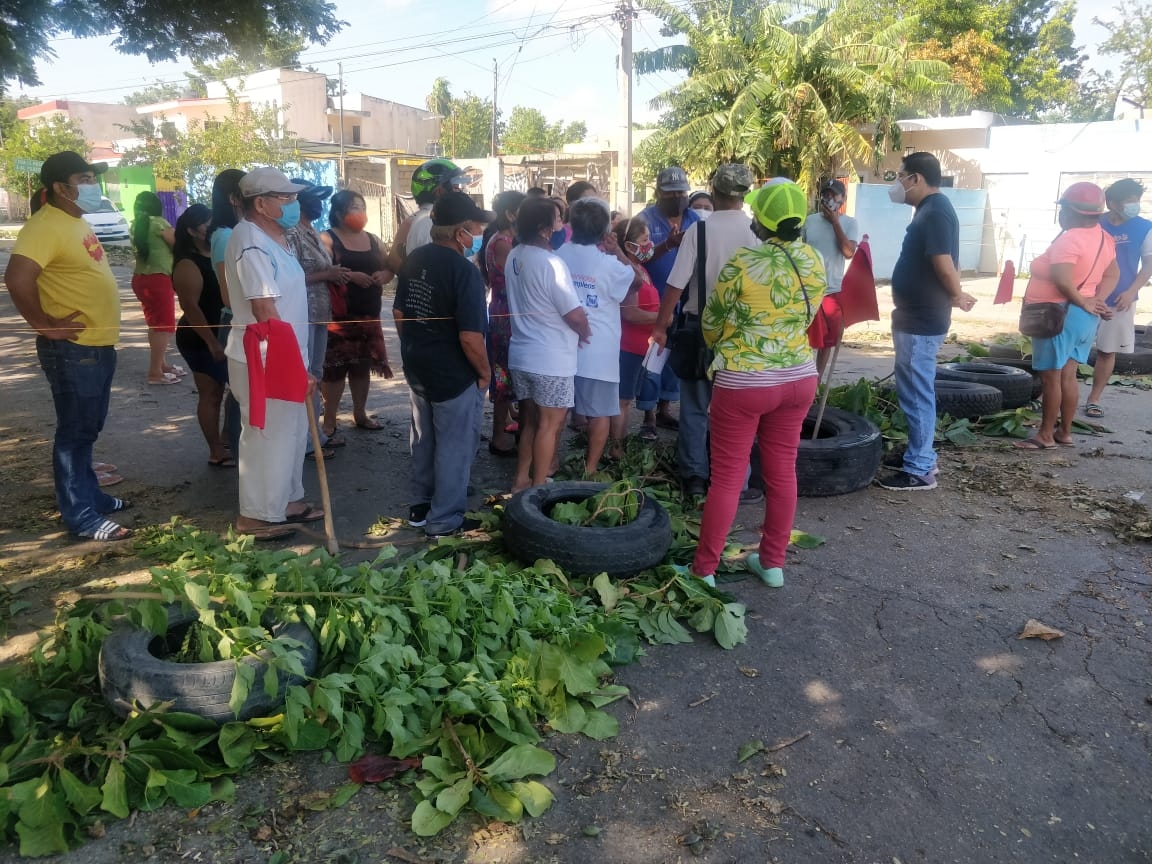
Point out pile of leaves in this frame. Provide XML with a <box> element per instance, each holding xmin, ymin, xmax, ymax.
<box><xmin>0</xmin><ymin>518</ymin><xmax>751</xmax><ymax>856</ymax></box>
<box><xmin>550</xmin><ymin>481</ymin><xmax>643</xmax><ymax>528</ymax></box>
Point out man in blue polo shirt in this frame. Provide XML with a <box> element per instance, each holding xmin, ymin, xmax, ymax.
<box><xmin>1084</xmin><ymin>178</ymin><xmax>1152</xmax><ymax>417</ymax></box>
<box><xmin>639</xmin><ymin>166</ymin><xmax>701</xmax><ymax>428</ymax></box>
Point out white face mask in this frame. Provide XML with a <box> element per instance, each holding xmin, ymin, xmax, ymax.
<box><xmin>887</xmin><ymin>178</ymin><xmax>907</xmax><ymax>205</ymax></box>
<box><xmin>694</xmin><ymin>209</ymin><xmax>712</xmax><ymax>221</ymax></box>
<box><xmin>1123</xmin><ymin>202</ymin><xmax>1142</xmax><ymax>220</ymax></box>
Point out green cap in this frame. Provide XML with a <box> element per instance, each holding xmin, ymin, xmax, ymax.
<box><xmin>745</xmin><ymin>181</ymin><xmax>807</xmax><ymax>232</ymax></box>
<box><xmin>712</xmin><ymin>164</ymin><xmax>754</xmax><ymax>197</ymax></box>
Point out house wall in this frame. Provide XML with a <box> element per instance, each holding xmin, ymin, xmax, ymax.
<box><xmin>18</xmin><ymin>101</ymin><xmax>140</xmax><ymax>147</ymax></box>
<box><xmin>205</xmin><ymin>68</ymin><xmax>330</xmax><ymax>141</ymax></box>
<box><xmin>355</xmin><ymin>96</ymin><xmax>442</xmax><ymax>153</ymax></box>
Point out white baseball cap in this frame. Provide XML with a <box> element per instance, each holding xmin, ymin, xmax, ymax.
<box><xmin>239</xmin><ymin>167</ymin><xmax>309</xmax><ymax>197</ymax></box>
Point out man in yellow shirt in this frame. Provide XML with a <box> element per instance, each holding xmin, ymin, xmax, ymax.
<box><xmin>4</xmin><ymin>151</ymin><xmax>130</xmax><ymax>541</ymax></box>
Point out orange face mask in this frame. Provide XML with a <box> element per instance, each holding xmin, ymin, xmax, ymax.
<box><xmin>344</xmin><ymin>211</ymin><xmax>368</xmax><ymax>231</ymax></box>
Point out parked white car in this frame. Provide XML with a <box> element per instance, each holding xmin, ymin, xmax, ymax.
<box><xmin>82</xmin><ymin>197</ymin><xmax>130</xmax><ymax>244</ymax></box>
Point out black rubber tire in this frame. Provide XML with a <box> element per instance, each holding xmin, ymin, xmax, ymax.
<box><xmin>1086</xmin><ymin>347</ymin><xmax>1152</xmax><ymax>375</ymax></box>
<box><xmin>973</xmin><ymin>357</ymin><xmax>1042</xmax><ymax>400</ymax></box>
<box><xmin>934</xmin><ymin>380</ymin><xmax>1003</xmax><ymax>418</ymax></box>
<box><xmin>99</xmin><ymin>606</ymin><xmax>318</xmax><ymax>723</ymax></box>
<box><xmin>796</xmin><ymin>406</ymin><xmax>883</xmax><ymax>497</ymax></box>
<box><xmin>935</xmin><ymin>361</ymin><xmax>1034</xmax><ymax>408</ymax></box>
<box><xmin>502</xmin><ymin>481</ymin><xmax>672</xmax><ymax>577</ymax></box>
<box><xmin>984</xmin><ymin>343</ymin><xmax>1026</xmax><ymax>360</ymax></box>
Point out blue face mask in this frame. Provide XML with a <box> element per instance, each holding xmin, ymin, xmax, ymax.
<box><xmin>1123</xmin><ymin>202</ymin><xmax>1142</xmax><ymax>220</ymax></box>
<box><xmin>468</xmin><ymin>233</ymin><xmax>483</xmax><ymax>256</ymax></box>
<box><xmin>74</xmin><ymin>183</ymin><xmax>104</xmax><ymax>214</ymax></box>
<box><xmin>274</xmin><ymin>200</ymin><xmax>301</xmax><ymax>229</ymax></box>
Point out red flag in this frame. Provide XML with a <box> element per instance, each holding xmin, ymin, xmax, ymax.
<box><xmin>994</xmin><ymin>260</ymin><xmax>1015</xmax><ymax>304</ymax></box>
<box><xmin>839</xmin><ymin>236</ymin><xmax>879</xmax><ymax>329</ymax></box>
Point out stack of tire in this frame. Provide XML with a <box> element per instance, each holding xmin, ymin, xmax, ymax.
<box><xmin>1087</xmin><ymin>324</ymin><xmax>1152</xmax><ymax>374</ymax></box>
<box><xmin>934</xmin><ymin>360</ymin><xmax>1034</xmax><ymax>418</ymax></box>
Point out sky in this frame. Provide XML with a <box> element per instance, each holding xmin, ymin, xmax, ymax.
<box><xmin>14</xmin><ymin>0</ymin><xmax>1126</xmax><ymax>140</ymax></box>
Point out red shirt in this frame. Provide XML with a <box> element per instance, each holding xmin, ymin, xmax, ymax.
<box><xmin>620</xmin><ymin>269</ymin><xmax>660</xmax><ymax>355</ymax></box>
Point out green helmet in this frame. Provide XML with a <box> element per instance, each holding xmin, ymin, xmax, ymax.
<box><xmin>412</xmin><ymin>158</ymin><xmax>465</xmax><ymax>204</ymax></box>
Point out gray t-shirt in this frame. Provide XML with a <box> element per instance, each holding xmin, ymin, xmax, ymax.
<box><xmin>802</xmin><ymin>214</ymin><xmax>858</xmax><ymax>294</ymax></box>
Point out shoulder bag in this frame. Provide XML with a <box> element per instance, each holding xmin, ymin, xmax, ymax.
<box><xmin>667</xmin><ymin>222</ymin><xmax>713</xmax><ymax>381</ymax></box>
<box><xmin>1019</xmin><ymin>232</ymin><xmax>1105</xmax><ymax>339</ymax></box>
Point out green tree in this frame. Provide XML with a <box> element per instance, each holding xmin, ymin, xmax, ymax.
<box><xmin>0</xmin><ymin>94</ymin><xmax>36</xmax><ymax>147</ymax></box>
<box><xmin>424</xmin><ymin>80</ymin><xmax>500</xmax><ymax>159</ymax></box>
<box><xmin>123</xmin><ymin>82</ymin><xmax>185</xmax><ymax>107</ymax></box>
<box><xmin>120</xmin><ymin>94</ymin><xmax>294</xmax><ymax>200</ymax></box>
<box><xmin>2</xmin><ymin>0</ymin><xmax>342</xmax><ymax>89</ymax></box>
<box><xmin>0</xmin><ymin>115</ymin><xmax>90</xmax><ymax>194</ymax></box>
<box><xmin>501</xmin><ymin>106</ymin><xmax>588</xmax><ymax>154</ymax></box>
<box><xmin>635</xmin><ymin>0</ymin><xmax>961</xmax><ymax>192</ymax></box>
<box><xmin>1095</xmin><ymin>0</ymin><xmax>1152</xmax><ymax>112</ymax></box>
<box><xmin>184</xmin><ymin>34</ymin><xmax>308</xmax><ymax>96</ymax></box>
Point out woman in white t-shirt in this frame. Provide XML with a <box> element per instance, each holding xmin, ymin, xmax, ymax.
<box><xmin>505</xmin><ymin>197</ymin><xmax>591</xmax><ymax>492</ymax></box>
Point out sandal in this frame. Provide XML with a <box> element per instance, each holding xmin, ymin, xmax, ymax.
<box><xmin>97</xmin><ymin>471</ymin><xmax>123</xmax><ymax>488</ymax></box>
<box><xmin>639</xmin><ymin>424</ymin><xmax>658</xmax><ymax>442</ymax></box>
<box><xmin>355</xmin><ymin>418</ymin><xmax>384</xmax><ymax>431</ymax></box>
<box><xmin>208</xmin><ymin>456</ymin><xmax>237</xmax><ymax>468</ymax></box>
<box><xmin>164</xmin><ymin>364</ymin><xmax>188</xmax><ymax>377</ymax></box>
<box><xmin>306</xmin><ymin>448</ymin><xmax>337</xmax><ymax>461</ymax></box>
<box><xmin>78</xmin><ymin>519</ymin><xmax>133</xmax><ymax>542</ymax></box>
<box><xmin>284</xmin><ymin>504</ymin><xmax>325</xmax><ymax>524</ymax></box>
<box><xmin>105</xmin><ymin>497</ymin><xmax>132</xmax><ymax>512</ymax></box>
<box><xmin>239</xmin><ymin>523</ymin><xmax>298</xmax><ymax>541</ymax></box>
<box><xmin>93</xmin><ymin>462</ymin><xmax>117</xmax><ymax>473</ymax></box>
<box><xmin>1013</xmin><ymin>437</ymin><xmax>1056</xmax><ymax>450</ymax></box>
<box><xmin>1084</xmin><ymin>403</ymin><xmax>1104</xmax><ymax>418</ymax></box>
<box><xmin>147</xmin><ymin>372</ymin><xmax>181</xmax><ymax>386</ymax></box>
<box><xmin>655</xmin><ymin>413</ymin><xmax>679</xmax><ymax>430</ymax></box>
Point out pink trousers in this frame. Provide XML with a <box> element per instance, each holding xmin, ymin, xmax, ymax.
<box><xmin>692</xmin><ymin>377</ymin><xmax>818</xmax><ymax>576</ymax></box>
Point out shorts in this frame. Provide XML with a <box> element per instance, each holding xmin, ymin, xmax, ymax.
<box><xmin>1031</xmin><ymin>303</ymin><xmax>1099</xmax><ymax>371</ymax></box>
<box><xmin>618</xmin><ymin>350</ymin><xmax>645</xmax><ymax>400</ymax></box>
<box><xmin>175</xmin><ymin>323</ymin><xmax>229</xmax><ymax>383</ymax></box>
<box><xmin>1093</xmin><ymin>303</ymin><xmax>1136</xmax><ymax>353</ymax></box>
<box><xmin>807</xmin><ymin>293</ymin><xmax>843</xmax><ymax>349</ymax></box>
<box><xmin>574</xmin><ymin>376</ymin><xmax>620</xmax><ymax>418</ymax></box>
<box><xmin>131</xmin><ymin>273</ymin><xmax>176</xmax><ymax>333</ymax></box>
<box><xmin>512</xmin><ymin>369</ymin><xmax>574</xmax><ymax>409</ymax></box>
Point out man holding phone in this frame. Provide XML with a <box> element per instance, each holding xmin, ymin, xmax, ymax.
<box><xmin>803</xmin><ymin>179</ymin><xmax>859</xmax><ymax>376</ymax></box>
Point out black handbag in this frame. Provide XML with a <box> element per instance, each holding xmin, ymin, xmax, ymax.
<box><xmin>1018</xmin><ymin>232</ymin><xmax>1104</xmax><ymax>339</ymax></box>
<box><xmin>667</xmin><ymin>221</ymin><xmax>712</xmax><ymax>381</ymax></box>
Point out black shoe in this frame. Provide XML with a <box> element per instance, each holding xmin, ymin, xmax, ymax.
<box><xmin>683</xmin><ymin>476</ymin><xmax>708</xmax><ymax>497</ymax></box>
<box><xmin>881</xmin><ymin>454</ymin><xmax>940</xmax><ymax>478</ymax></box>
<box><xmin>874</xmin><ymin>470</ymin><xmax>937</xmax><ymax>491</ymax></box>
<box><xmin>408</xmin><ymin>503</ymin><xmax>431</xmax><ymax>527</ymax></box>
<box><xmin>739</xmin><ymin>487</ymin><xmax>765</xmax><ymax>505</ymax></box>
<box><xmin>426</xmin><ymin>516</ymin><xmax>482</xmax><ymax>539</ymax></box>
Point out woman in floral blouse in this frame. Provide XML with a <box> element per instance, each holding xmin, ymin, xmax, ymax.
<box><xmin>688</xmin><ymin>180</ymin><xmax>826</xmax><ymax>589</ymax></box>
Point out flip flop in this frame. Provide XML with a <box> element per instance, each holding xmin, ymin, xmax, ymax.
<box><xmin>1053</xmin><ymin>438</ymin><xmax>1077</xmax><ymax>448</ymax></box>
<box><xmin>639</xmin><ymin>424</ymin><xmax>658</xmax><ymax>442</ymax></box>
<box><xmin>1084</xmin><ymin>403</ymin><xmax>1104</xmax><ymax>418</ymax></box>
<box><xmin>488</xmin><ymin>442</ymin><xmax>518</xmax><ymax>457</ymax></box>
<box><xmin>147</xmin><ymin>372</ymin><xmax>181</xmax><ymax>385</ymax></box>
<box><xmin>164</xmin><ymin>364</ymin><xmax>188</xmax><ymax>377</ymax></box>
<box><xmin>1013</xmin><ymin>438</ymin><xmax>1056</xmax><ymax>450</ymax></box>
<box><xmin>93</xmin><ymin>462</ymin><xmax>117</xmax><ymax>473</ymax></box>
<box><xmin>355</xmin><ymin>419</ymin><xmax>384</xmax><ymax>431</ymax></box>
<box><xmin>208</xmin><ymin>456</ymin><xmax>237</xmax><ymax>467</ymax></box>
<box><xmin>77</xmin><ymin>519</ymin><xmax>133</xmax><ymax>542</ymax></box>
<box><xmin>323</xmin><ymin>431</ymin><xmax>347</xmax><ymax>448</ymax></box>
<box><xmin>239</xmin><ymin>523</ymin><xmax>298</xmax><ymax>541</ymax></box>
<box><xmin>306</xmin><ymin>448</ymin><xmax>337</xmax><ymax>461</ymax></box>
<box><xmin>284</xmin><ymin>505</ymin><xmax>325</xmax><ymax>524</ymax></box>
<box><xmin>97</xmin><ymin>472</ymin><xmax>123</xmax><ymax>488</ymax></box>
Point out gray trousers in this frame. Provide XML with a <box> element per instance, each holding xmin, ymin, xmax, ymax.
<box><xmin>303</xmin><ymin>322</ymin><xmax>328</xmax><ymax>454</ymax></box>
<box><xmin>410</xmin><ymin>384</ymin><xmax>483</xmax><ymax>534</ymax></box>
<box><xmin>677</xmin><ymin>376</ymin><xmax>712</xmax><ymax>480</ymax></box>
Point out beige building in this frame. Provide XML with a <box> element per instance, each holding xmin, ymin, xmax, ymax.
<box><xmin>16</xmin><ymin>100</ymin><xmax>140</xmax><ymax>149</ymax></box>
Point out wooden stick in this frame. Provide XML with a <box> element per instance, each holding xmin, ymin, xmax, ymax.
<box><xmin>306</xmin><ymin>399</ymin><xmax>339</xmax><ymax>555</ymax></box>
<box><xmin>811</xmin><ymin>322</ymin><xmax>845</xmax><ymax>440</ymax></box>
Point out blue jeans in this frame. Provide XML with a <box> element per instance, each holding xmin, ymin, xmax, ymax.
<box><xmin>678</xmin><ymin>376</ymin><xmax>711</xmax><ymax>479</ymax></box>
<box><xmin>892</xmin><ymin>330</ymin><xmax>944</xmax><ymax>477</ymax></box>
<box><xmin>659</xmin><ymin>364</ymin><xmax>680</xmax><ymax>403</ymax></box>
<box><xmin>409</xmin><ymin>384</ymin><xmax>483</xmax><ymax>534</ymax></box>
<box><xmin>303</xmin><ymin>322</ymin><xmax>328</xmax><ymax>454</ymax></box>
<box><xmin>36</xmin><ymin>338</ymin><xmax>119</xmax><ymax>535</ymax></box>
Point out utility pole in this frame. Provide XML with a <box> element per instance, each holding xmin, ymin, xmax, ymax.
<box><xmin>615</xmin><ymin>1</ymin><xmax>635</xmax><ymax>215</ymax></box>
<box><xmin>338</xmin><ymin>62</ymin><xmax>346</xmax><ymax>187</ymax></box>
<box><xmin>491</xmin><ymin>58</ymin><xmax>499</xmax><ymax>158</ymax></box>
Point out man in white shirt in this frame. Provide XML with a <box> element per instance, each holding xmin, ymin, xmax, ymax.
<box><xmin>652</xmin><ymin>164</ymin><xmax>758</xmax><ymax>497</ymax></box>
<box><xmin>803</xmin><ymin>179</ymin><xmax>859</xmax><ymax>376</ymax></box>
<box><xmin>385</xmin><ymin>158</ymin><xmax>467</xmax><ymax>271</ymax></box>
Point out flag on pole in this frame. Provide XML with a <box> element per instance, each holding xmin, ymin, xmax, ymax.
<box><xmin>839</xmin><ymin>235</ymin><xmax>879</xmax><ymax>329</ymax></box>
<box><xmin>994</xmin><ymin>260</ymin><xmax>1015</xmax><ymax>304</ymax></box>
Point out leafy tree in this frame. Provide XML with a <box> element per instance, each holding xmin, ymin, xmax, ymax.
<box><xmin>2</xmin><ymin>0</ymin><xmax>342</xmax><ymax>89</ymax></box>
<box><xmin>424</xmin><ymin>79</ymin><xmax>501</xmax><ymax>159</ymax></box>
<box><xmin>0</xmin><ymin>115</ymin><xmax>90</xmax><ymax>193</ymax></box>
<box><xmin>501</xmin><ymin>106</ymin><xmax>587</xmax><ymax>154</ymax></box>
<box><xmin>123</xmin><ymin>82</ymin><xmax>185</xmax><ymax>107</ymax></box>
<box><xmin>1095</xmin><ymin>0</ymin><xmax>1152</xmax><ymax>112</ymax></box>
<box><xmin>120</xmin><ymin>95</ymin><xmax>293</xmax><ymax>200</ymax></box>
<box><xmin>184</xmin><ymin>34</ymin><xmax>308</xmax><ymax>97</ymax></box>
<box><xmin>0</xmin><ymin>94</ymin><xmax>36</xmax><ymax>147</ymax></box>
<box><xmin>635</xmin><ymin>0</ymin><xmax>961</xmax><ymax>192</ymax></box>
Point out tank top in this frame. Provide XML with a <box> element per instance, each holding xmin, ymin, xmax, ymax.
<box><xmin>177</xmin><ymin>251</ymin><xmax>224</xmax><ymax>327</ymax></box>
<box><xmin>327</xmin><ymin>229</ymin><xmax>385</xmax><ymax>319</ymax></box>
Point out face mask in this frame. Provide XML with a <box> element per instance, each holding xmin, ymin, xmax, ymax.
<box><xmin>344</xmin><ymin>211</ymin><xmax>368</xmax><ymax>231</ymax></box>
<box><xmin>694</xmin><ymin>209</ymin><xmax>712</xmax><ymax>221</ymax></box>
<box><xmin>466</xmin><ymin>233</ymin><xmax>483</xmax><ymax>256</ymax></box>
<box><xmin>627</xmin><ymin>240</ymin><xmax>655</xmax><ymax>262</ymax></box>
<box><xmin>1123</xmin><ymin>202</ymin><xmax>1142</xmax><ymax>220</ymax></box>
<box><xmin>300</xmin><ymin>199</ymin><xmax>324</xmax><ymax>221</ymax></box>
<box><xmin>887</xmin><ymin>179</ymin><xmax>907</xmax><ymax>205</ymax></box>
<box><xmin>658</xmin><ymin>196</ymin><xmax>685</xmax><ymax>218</ymax></box>
<box><xmin>274</xmin><ymin>200</ymin><xmax>300</xmax><ymax>229</ymax></box>
<box><xmin>73</xmin><ymin>183</ymin><xmax>104</xmax><ymax>214</ymax></box>
<box><xmin>822</xmin><ymin>196</ymin><xmax>840</xmax><ymax>210</ymax></box>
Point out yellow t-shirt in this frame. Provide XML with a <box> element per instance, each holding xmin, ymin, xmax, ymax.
<box><xmin>12</xmin><ymin>204</ymin><xmax>120</xmax><ymax>346</ymax></box>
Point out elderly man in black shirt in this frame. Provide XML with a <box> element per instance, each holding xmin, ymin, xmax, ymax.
<box><xmin>393</xmin><ymin>192</ymin><xmax>494</xmax><ymax>537</ymax></box>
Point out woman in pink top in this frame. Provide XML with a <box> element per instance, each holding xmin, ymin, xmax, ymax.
<box><xmin>1015</xmin><ymin>182</ymin><xmax>1119</xmax><ymax>451</ymax></box>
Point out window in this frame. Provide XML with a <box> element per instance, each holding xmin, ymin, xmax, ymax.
<box><xmin>352</xmin><ymin>125</ymin><xmax>361</xmax><ymax>145</ymax></box>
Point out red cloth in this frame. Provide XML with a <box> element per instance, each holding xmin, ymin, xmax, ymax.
<box><xmin>839</xmin><ymin>237</ymin><xmax>879</xmax><ymax>329</ymax></box>
<box><xmin>243</xmin><ymin>320</ymin><xmax>308</xmax><ymax>430</ymax></box>
<box><xmin>995</xmin><ymin>260</ymin><xmax>1016</xmax><ymax>304</ymax></box>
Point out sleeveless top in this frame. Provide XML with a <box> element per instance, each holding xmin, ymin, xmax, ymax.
<box><xmin>177</xmin><ymin>251</ymin><xmax>225</xmax><ymax>327</ymax></box>
<box><xmin>327</xmin><ymin>229</ymin><xmax>386</xmax><ymax>319</ymax></box>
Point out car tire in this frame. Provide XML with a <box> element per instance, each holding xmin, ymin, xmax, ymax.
<box><xmin>796</xmin><ymin>406</ymin><xmax>883</xmax><ymax>497</ymax></box>
<box><xmin>935</xmin><ymin>361</ymin><xmax>1034</xmax><ymax>408</ymax></box>
<box><xmin>972</xmin><ymin>357</ymin><xmax>1042</xmax><ymax>400</ymax></box>
<box><xmin>99</xmin><ymin>605</ymin><xmax>318</xmax><ymax>723</ymax></box>
<box><xmin>934</xmin><ymin>380</ymin><xmax>1003</xmax><ymax>418</ymax></box>
<box><xmin>984</xmin><ymin>343</ymin><xmax>1026</xmax><ymax>360</ymax></box>
<box><xmin>502</xmin><ymin>481</ymin><xmax>672</xmax><ymax>577</ymax></box>
<box><xmin>1086</xmin><ymin>346</ymin><xmax>1152</xmax><ymax>375</ymax></box>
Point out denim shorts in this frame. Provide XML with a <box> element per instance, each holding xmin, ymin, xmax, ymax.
<box><xmin>1031</xmin><ymin>304</ymin><xmax>1099</xmax><ymax>371</ymax></box>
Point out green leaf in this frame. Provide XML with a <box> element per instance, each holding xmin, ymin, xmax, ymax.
<box><xmin>163</xmin><ymin>769</ymin><xmax>212</xmax><ymax>809</ymax></box>
<box><xmin>586</xmin><ymin>684</ymin><xmax>629</xmax><ymax>708</ymax></box>
<box><xmin>228</xmin><ymin>662</ymin><xmax>255</xmax><ymax>719</ymax></box>
<box><xmin>15</xmin><ymin>818</ymin><xmax>69</xmax><ymax>857</ymax></box>
<box><xmin>137</xmin><ymin>599</ymin><xmax>169</xmax><ymax>636</ymax></box>
<box><xmin>101</xmin><ymin>761</ymin><xmax>130</xmax><ymax>819</ymax></box>
<box><xmin>591</xmin><ymin>573</ymin><xmax>621</xmax><ymax>612</ymax></box>
<box><xmin>537</xmin><ymin>643</ymin><xmax>599</xmax><ymax>696</ymax></box>
<box><xmin>218</xmin><ymin>723</ymin><xmax>257</xmax><ymax>768</ymax></box>
<box><xmin>329</xmin><ymin>782</ymin><xmax>361</xmax><ymax>809</ymax></box>
<box><xmin>434</xmin><ymin>777</ymin><xmax>474</xmax><ymax>816</ymax></box>
<box><xmin>550</xmin><ymin>501</ymin><xmax>589</xmax><ymax>526</ymax></box>
<box><xmin>183</xmin><ymin>582</ymin><xmax>210</xmax><ymax>610</ymax></box>
<box><xmin>580</xmin><ymin>709</ymin><xmax>619</xmax><ymax>740</ymax></box>
<box><xmin>411</xmin><ymin>800</ymin><xmax>456</xmax><ymax>836</ymax></box>
<box><xmin>57</xmin><ymin>766</ymin><xmax>102</xmax><ymax>815</ymax></box>
<box><xmin>714</xmin><ymin>603</ymin><xmax>748</xmax><ymax>650</ymax></box>
<box><xmin>421</xmin><ymin>755</ymin><xmax>464</xmax><ymax>783</ymax></box>
<box><xmin>788</xmin><ymin>530</ymin><xmax>826</xmax><ymax>549</ymax></box>
<box><xmin>546</xmin><ymin>692</ymin><xmax>587</xmax><ymax>734</ymax></box>
<box><xmin>483</xmin><ymin>744</ymin><xmax>556</xmax><ymax>782</ymax></box>
<box><xmin>509</xmin><ymin>780</ymin><xmax>554</xmax><ymax>817</ymax></box>
<box><xmin>689</xmin><ymin>606</ymin><xmax>716</xmax><ymax>633</ymax></box>
<box><xmin>737</xmin><ymin>740</ymin><xmax>765</xmax><ymax>763</ymax></box>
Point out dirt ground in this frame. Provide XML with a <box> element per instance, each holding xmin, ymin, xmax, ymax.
<box><xmin>1</xmin><ymin>243</ymin><xmax>1151</xmax><ymax>863</ymax></box>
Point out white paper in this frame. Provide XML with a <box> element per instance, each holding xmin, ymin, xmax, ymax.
<box><xmin>643</xmin><ymin>341</ymin><xmax>669</xmax><ymax>375</ymax></box>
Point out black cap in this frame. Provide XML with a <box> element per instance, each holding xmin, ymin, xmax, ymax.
<box><xmin>656</xmin><ymin>166</ymin><xmax>690</xmax><ymax>192</ymax></box>
<box><xmin>432</xmin><ymin>191</ymin><xmax>494</xmax><ymax>226</ymax></box>
<box><xmin>289</xmin><ymin>177</ymin><xmax>333</xmax><ymax>201</ymax></box>
<box><xmin>40</xmin><ymin>151</ymin><xmax>107</xmax><ymax>188</ymax></box>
